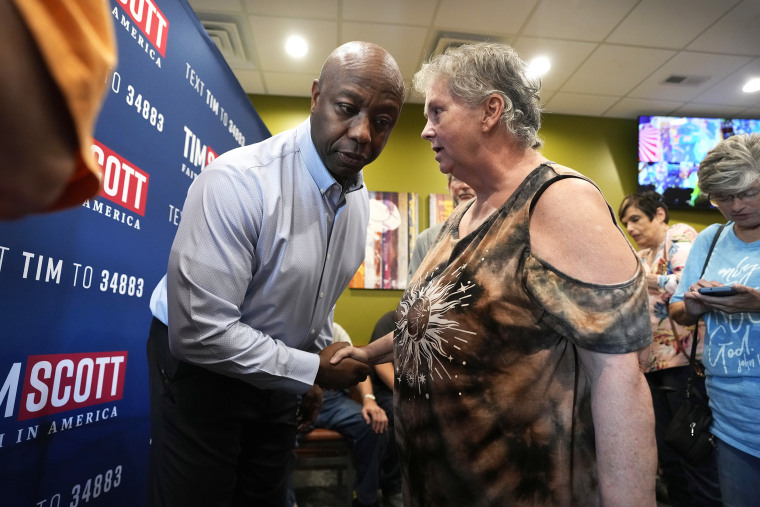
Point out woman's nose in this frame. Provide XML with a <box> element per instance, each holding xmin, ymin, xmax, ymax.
<box><xmin>421</xmin><ymin>120</ymin><xmax>434</xmax><ymax>140</ymax></box>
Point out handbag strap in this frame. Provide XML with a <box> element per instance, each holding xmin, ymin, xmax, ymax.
<box><xmin>686</xmin><ymin>223</ymin><xmax>726</xmax><ymax>392</ymax></box>
<box><xmin>699</xmin><ymin>223</ymin><xmax>725</xmax><ymax>279</ymax></box>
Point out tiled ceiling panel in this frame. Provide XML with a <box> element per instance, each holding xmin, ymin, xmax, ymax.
<box><xmin>188</xmin><ymin>0</ymin><xmax>760</xmax><ymax>119</ymax></box>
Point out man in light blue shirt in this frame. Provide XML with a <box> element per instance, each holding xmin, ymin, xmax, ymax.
<box><xmin>147</xmin><ymin>41</ymin><xmax>405</xmax><ymax>507</ymax></box>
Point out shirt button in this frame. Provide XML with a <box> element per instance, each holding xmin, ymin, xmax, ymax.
<box><xmin>311</xmin><ymin>329</ymin><xmax>316</xmax><ymax>334</ymax></box>
<box><xmin>319</xmin><ymin>292</ymin><xmax>324</xmax><ymax>298</ymax></box>
<box><xmin>326</xmin><ymin>253</ymin><xmax>331</xmax><ymax>260</ymax></box>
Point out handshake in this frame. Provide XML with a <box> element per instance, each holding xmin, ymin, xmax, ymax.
<box><xmin>296</xmin><ymin>341</ymin><xmax>374</xmax><ymax>432</ymax></box>
<box><xmin>315</xmin><ymin>341</ymin><xmax>371</xmax><ymax>390</ymax></box>
<box><xmin>316</xmin><ymin>331</ymin><xmax>394</xmax><ymax>390</ymax></box>
<box><xmin>300</xmin><ymin>332</ymin><xmax>393</xmax><ymax>431</ymax></box>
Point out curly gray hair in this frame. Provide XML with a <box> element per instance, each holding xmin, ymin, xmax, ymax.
<box><xmin>412</xmin><ymin>42</ymin><xmax>543</xmax><ymax>150</ymax></box>
<box><xmin>698</xmin><ymin>133</ymin><xmax>760</xmax><ymax>195</ymax></box>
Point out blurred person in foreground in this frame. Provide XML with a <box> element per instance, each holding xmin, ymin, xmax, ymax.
<box><xmin>1</xmin><ymin>0</ymin><xmax>115</xmax><ymax>218</ymax></box>
<box><xmin>619</xmin><ymin>191</ymin><xmax>722</xmax><ymax>506</ymax></box>
<box><xmin>408</xmin><ymin>174</ymin><xmax>474</xmax><ymax>280</ymax></box>
<box><xmin>670</xmin><ymin>133</ymin><xmax>760</xmax><ymax>507</ymax></box>
<box><xmin>146</xmin><ymin>41</ymin><xmax>405</xmax><ymax>506</ymax></box>
<box><xmin>333</xmin><ymin>42</ymin><xmax>656</xmax><ymax>506</ymax></box>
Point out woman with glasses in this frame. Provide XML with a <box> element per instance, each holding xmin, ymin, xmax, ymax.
<box><xmin>670</xmin><ymin>133</ymin><xmax>760</xmax><ymax>506</ymax></box>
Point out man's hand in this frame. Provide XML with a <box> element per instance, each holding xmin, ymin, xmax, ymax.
<box><xmin>361</xmin><ymin>399</ymin><xmax>389</xmax><ymax>434</ymax></box>
<box><xmin>297</xmin><ymin>385</ymin><xmax>323</xmax><ymax>432</ymax></box>
<box><xmin>315</xmin><ymin>342</ymin><xmax>370</xmax><ymax>390</ymax></box>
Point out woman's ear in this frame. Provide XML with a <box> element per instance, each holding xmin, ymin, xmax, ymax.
<box><xmin>482</xmin><ymin>94</ymin><xmax>504</xmax><ymax>132</ymax></box>
<box><xmin>654</xmin><ymin>206</ymin><xmax>667</xmax><ymax>222</ymax></box>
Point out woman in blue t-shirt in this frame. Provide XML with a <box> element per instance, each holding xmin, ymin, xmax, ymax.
<box><xmin>670</xmin><ymin>133</ymin><xmax>760</xmax><ymax>506</ymax></box>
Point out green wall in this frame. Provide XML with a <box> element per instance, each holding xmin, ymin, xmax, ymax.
<box><xmin>249</xmin><ymin>94</ymin><xmax>723</xmax><ymax>344</ymax></box>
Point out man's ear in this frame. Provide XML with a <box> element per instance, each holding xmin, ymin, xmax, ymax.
<box><xmin>482</xmin><ymin>93</ymin><xmax>504</xmax><ymax>132</ymax></box>
<box><xmin>310</xmin><ymin>79</ymin><xmax>320</xmax><ymax>113</ymax></box>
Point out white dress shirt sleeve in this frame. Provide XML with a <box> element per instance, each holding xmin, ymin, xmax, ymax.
<box><xmin>167</xmin><ymin>162</ymin><xmax>320</xmax><ymax>394</ymax></box>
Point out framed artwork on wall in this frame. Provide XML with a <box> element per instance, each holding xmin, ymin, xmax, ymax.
<box><xmin>428</xmin><ymin>192</ymin><xmax>454</xmax><ymax>227</ymax></box>
<box><xmin>349</xmin><ymin>191</ymin><xmax>418</xmax><ymax>290</ymax></box>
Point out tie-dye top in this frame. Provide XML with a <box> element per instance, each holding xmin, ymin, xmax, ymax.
<box><xmin>394</xmin><ymin>163</ymin><xmax>651</xmax><ymax>507</ymax></box>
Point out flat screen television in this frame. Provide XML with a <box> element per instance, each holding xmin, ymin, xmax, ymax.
<box><xmin>638</xmin><ymin>115</ymin><xmax>760</xmax><ymax>209</ymax></box>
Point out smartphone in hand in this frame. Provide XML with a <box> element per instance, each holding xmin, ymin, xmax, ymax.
<box><xmin>698</xmin><ymin>286</ymin><xmax>738</xmax><ymax>297</ymax></box>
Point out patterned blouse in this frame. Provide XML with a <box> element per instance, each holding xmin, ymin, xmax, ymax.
<box><xmin>637</xmin><ymin>222</ymin><xmax>699</xmax><ymax>372</ymax></box>
<box><xmin>393</xmin><ymin>163</ymin><xmax>651</xmax><ymax>507</ymax></box>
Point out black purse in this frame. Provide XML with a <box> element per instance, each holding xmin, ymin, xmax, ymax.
<box><xmin>662</xmin><ymin>332</ymin><xmax>714</xmax><ymax>465</ymax></box>
<box><xmin>662</xmin><ymin>224</ymin><xmax>725</xmax><ymax>465</ymax></box>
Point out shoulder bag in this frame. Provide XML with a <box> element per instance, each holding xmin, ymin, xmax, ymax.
<box><xmin>663</xmin><ymin>224</ymin><xmax>725</xmax><ymax>465</ymax></box>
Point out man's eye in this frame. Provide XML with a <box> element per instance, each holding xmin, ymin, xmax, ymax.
<box><xmin>375</xmin><ymin>117</ymin><xmax>392</xmax><ymax>128</ymax></box>
<box><xmin>339</xmin><ymin>104</ymin><xmax>355</xmax><ymax>115</ymax></box>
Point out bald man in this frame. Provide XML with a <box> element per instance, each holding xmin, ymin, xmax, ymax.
<box><xmin>146</xmin><ymin>42</ymin><xmax>405</xmax><ymax>506</ymax></box>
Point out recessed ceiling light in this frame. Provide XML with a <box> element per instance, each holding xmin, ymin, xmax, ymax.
<box><xmin>742</xmin><ymin>77</ymin><xmax>760</xmax><ymax>93</ymax></box>
<box><xmin>285</xmin><ymin>35</ymin><xmax>308</xmax><ymax>58</ymax></box>
<box><xmin>527</xmin><ymin>56</ymin><xmax>551</xmax><ymax>78</ymax></box>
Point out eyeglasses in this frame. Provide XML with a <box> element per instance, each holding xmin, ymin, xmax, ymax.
<box><xmin>709</xmin><ymin>187</ymin><xmax>760</xmax><ymax>206</ymax></box>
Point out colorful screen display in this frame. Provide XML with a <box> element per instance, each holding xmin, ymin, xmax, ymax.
<box><xmin>638</xmin><ymin>115</ymin><xmax>760</xmax><ymax>209</ymax></box>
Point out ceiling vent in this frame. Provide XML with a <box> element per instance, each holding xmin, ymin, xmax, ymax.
<box><xmin>662</xmin><ymin>75</ymin><xmax>710</xmax><ymax>87</ymax></box>
<box><xmin>429</xmin><ymin>32</ymin><xmax>505</xmax><ymax>58</ymax></box>
<box><xmin>196</xmin><ymin>13</ymin><xmax>255</xmax><ymax>69</ymax></box>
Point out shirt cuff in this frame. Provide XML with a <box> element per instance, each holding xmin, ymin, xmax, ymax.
<box><xmin>288</xmin><ymin>347</ymin><xmax>321</xmax><ymax>393</ymax></box>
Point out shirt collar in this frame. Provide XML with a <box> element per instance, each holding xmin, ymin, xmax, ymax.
<box><xmin>297</xmin><ymin>119</ymin><xmax>365</xmax><ymax>198</ymax></box>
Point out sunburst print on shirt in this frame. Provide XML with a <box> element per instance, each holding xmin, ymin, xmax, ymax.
<box><xmin>395</xmin><ymin>264</ymin><xmax>476</xmax><ymax>398</ymax></box>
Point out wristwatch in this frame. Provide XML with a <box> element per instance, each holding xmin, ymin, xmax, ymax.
<box><xmin>363</xmin><ymin>393</ymin><xmax>376</xmax><ymax>401</ymax></box>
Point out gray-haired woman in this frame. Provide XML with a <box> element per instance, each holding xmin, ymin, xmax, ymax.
<box><xmin>334</xmin><ymin>42</ymin><xmax>656</xmax><ymax>506</ymax></box>
<box><xmin>670</xmin><ymin>133</ymin><xmax>760</xmax><ymax>506</ymax></box>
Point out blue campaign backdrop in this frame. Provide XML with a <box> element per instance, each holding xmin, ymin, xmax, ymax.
<box><xmin>0</xmin><ymin>1</ymin><xmax>270</xmax><ymax>504</ymax></box>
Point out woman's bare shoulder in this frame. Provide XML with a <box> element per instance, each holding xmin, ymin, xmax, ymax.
<box><xmin>530</xmin><ymin>175</ymin><xmax>638</xmax><ymax>284</ymax></box>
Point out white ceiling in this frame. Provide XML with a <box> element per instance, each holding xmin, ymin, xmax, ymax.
<box><xmin>186</xmin><ymin>0</ymin><xmax>760</xmax><ymax>119</ymax></box>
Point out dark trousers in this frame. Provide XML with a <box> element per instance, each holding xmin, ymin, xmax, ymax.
<box><xmin>147</xmin><ymin>318</ymin><xmax>298</xmax><ymax>507</ymax></box>
<box><xmin>375</xmin><ymin>389</ymin><xmax>402</xmax><ymax>497</ymax></box>
<box><xmin>648</xmin><ymin>366</ymin><xmax>722</xmax><ymax>507</ymax></box>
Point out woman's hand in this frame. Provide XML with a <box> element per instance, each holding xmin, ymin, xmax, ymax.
<box><xmin>330</xmin><ymin>344</ymin><xmax>370</xmax><ymax>364</ymax></box>
<box><xmin>695</xmin><ymin>283</ymin><xmax>760</xmax><ymax>314</ymax></box>
<box><xmin>681</xmin><ymin>279</ymin><xmax>712</xmax><ymax>318</ymax></box>
<box><xmin>330</xmin><ymin>332</ymin><xmax>395</xmax><ymax>366</ymax></box>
